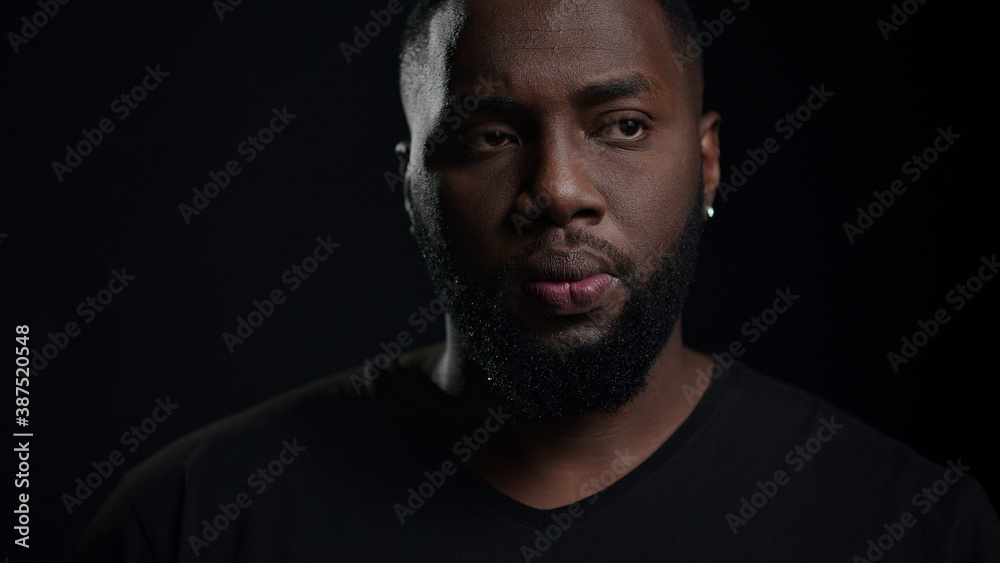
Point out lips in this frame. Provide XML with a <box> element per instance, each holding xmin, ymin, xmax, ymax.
<box><xmin>519</xmin><ymin>249</ymin><xmax>618</xmax><ymax>315</ymax></box>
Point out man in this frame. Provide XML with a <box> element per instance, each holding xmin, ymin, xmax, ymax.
<box><xmin>76</xmin><ymin>0</ymin><xmax>999</xmax><ymax>560</ymax></box>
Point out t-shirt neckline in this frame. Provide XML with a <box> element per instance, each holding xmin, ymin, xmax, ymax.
<box><xmin>400</xmin><ymin>351</ymin><xmax>740</xmax><ymax>527</ymax></box>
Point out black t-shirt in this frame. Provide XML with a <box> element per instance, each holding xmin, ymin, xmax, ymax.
<box><xmin>75</xmin><ymin>344</ymin><xmax>1000</xmax><ymax>562</ymax></box>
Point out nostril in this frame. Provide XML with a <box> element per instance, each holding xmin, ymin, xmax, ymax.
<box><xmin>572</xmin><ymin>209</ymin><xmax>598</xmax><ymax>219</ymax></box>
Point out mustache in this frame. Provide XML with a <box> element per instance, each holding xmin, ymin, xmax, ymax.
<box><xmin>496</xmin><ymin>229</ymin><xmax>641</xmax><ymax>292</ymax></box>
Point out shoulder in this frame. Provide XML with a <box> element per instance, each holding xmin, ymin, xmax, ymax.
<box><xmin>73</xmin><ymin>343</ymin><xmax>446</xmax><ymax>561</ymax></box>
<box><xmin>716</xmin><ymin>360</ymin><xmax>960</xmax><ymax>489</ymax></box>
<box><xmin>140</xmin><ymin>342</ymin><xmax>443</xmax><ymax>475</ymax></box>
<box><xmin>709</xmin><ymin>361</ymin><xmax>1000</xmax><ymax>559</ymax></box>
<box><xmin>720</xmin><ymin>361</ymin><xmax>940</xmax><ymax>479</ymax></box>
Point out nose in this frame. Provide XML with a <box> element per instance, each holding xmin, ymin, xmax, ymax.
<box><xmin>511</xmin><ymin>138</ymin><xmax>607</xmax><ymax>231</ymax></box>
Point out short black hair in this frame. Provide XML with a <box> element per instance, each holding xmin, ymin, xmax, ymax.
<box><xmin>399</xmin><ymin>0</ymin><xmax>702</xmax><ymax>79</ymax></box>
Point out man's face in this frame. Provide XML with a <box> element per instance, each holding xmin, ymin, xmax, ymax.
<box><xmin>404</xmin><ymin>0</ymin><xmax>719</xmax><ymax>418</ymax></box>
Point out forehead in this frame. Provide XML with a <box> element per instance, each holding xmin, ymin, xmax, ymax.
<box><xmin>442</xmin><ymin>0</ymin><xmax>687</xmax><ymax>106</ymax></box>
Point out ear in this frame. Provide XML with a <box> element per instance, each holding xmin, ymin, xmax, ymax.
<box><xmin>395</xmin><ymin>140</ymin><xmax>415</xmax><ymax>233</ymax></box>
<box><xmin>699</xmin><ymin>111</ymin><xmax>722</xmax><ymax>220</ymax></box>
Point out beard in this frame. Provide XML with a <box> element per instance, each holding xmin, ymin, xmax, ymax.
<box><xmin>411</xmin><ymin>187</ymin><xmax>705</xmax><ymax>420</ymax></box>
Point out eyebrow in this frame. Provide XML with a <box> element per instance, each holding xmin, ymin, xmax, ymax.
<box><xmin>444</xmin><ymin>93</ymin><xmax>523</xmax><ymax>114</ymax></box>
<box><xmin>570</xmin><ymin>74</ymin><xmax>660</xmax><ymax>107</ymax></box>
<box><xmin>441</xmin><ymin>73</ymin><xmax>660</xmax><ymax>118</ymax></box>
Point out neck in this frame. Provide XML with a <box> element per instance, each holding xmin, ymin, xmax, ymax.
<box><xmin>432</xmin><ymin>316</ymin><xmax>712</xmax><ymax>509</ymax></box>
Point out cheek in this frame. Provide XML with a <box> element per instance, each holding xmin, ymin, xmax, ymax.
<box><xmin>436</xmin><ymin>168</ymin><xmax>517</xmax><ymax>276</ymax></box>
<box><xmin>599</xmin><ymin>150</ymin><xmax>700</xmax><ymax>268</ymax></box>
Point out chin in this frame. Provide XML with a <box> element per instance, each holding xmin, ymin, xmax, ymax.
<box><xmin>530</xmin><ymin>325</ymin><xmax>610</xmax><ymax>357</ymax></box>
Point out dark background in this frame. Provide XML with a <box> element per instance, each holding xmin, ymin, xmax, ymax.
<box><xmin>2</xmin><ymin>0</ymin><xmax>996</xmax><ymax>560</ymax></box>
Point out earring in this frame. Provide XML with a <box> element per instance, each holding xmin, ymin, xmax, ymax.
<box><xmin>706</xmin><ymin>206</ymin><xmax>715</xmax><ymax>218</ymax></box>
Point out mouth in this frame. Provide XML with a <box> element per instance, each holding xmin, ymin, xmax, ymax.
<box><xmin>519</xmin><ymin>249</ymin><xmax>619</xmax><ymax>315</ymax></box>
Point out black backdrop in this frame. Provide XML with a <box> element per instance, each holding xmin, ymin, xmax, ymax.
<box><xmin>3</xmin><ymin>0</ymin><xmax>997</xmax><ymax>560</ymax></box>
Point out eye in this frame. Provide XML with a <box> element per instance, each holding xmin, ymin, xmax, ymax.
<box><xmin>597</xmin><ymin>114</ymin><xmax>651</xmax><ymax>141</ymax></box>
<box><xmin>613</xmin><ymin>119</ymin><xmax>644</xmax><ymax>138</ymax></box>
<box><xmin>480</xmin><ymin>130</ymin><xmax>510</xmax><ymax>148</ymax></box>
<box><xmin>459</xmin><ymin>124</ymin><xmax>517</xmax><ymax>151</ymax></box>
